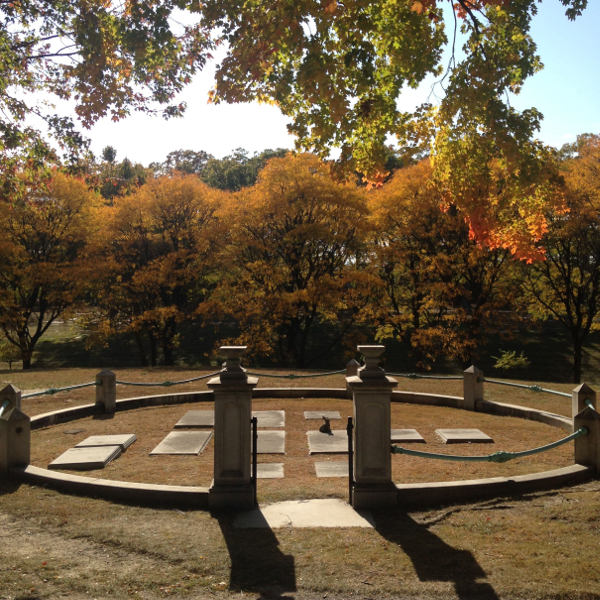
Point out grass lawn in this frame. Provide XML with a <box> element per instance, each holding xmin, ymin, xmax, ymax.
<box><xmin>0</xmin><ymin>367</ymin><xmax>598</xmax><ymax>600</ymax></box>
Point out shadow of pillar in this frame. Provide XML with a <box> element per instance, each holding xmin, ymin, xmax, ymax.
<box><xmin>217</xmin><ymin>514</ymin><xmax>296</xmax><ymax>599</ymax></box>
<box><xmin>375</xmin><ymin>511</ymin><xmax>500</xmax><ymax>600</ymax></box>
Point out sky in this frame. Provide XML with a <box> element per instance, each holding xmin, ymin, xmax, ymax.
<box><xmin>81</xmin><ymin>1</ymin><xmax>600</xmax><ymax>166</ymax></box>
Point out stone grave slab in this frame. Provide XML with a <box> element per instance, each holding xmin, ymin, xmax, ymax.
<box><xmin>253</xmin><ymin>410</ymin><xmax>285</xmax><ymax>428</ymax></box>
<box><xmin>150</xmin><ymin>431</ymin><xmax>213</xmax><ymax>455</ymax></box>
<box><xmin>174</xmin><ymin>410</ymin><xmax>215</xmax><ymax>428</ymax></box>
<box><xmin>75</xmin><ymin>434</ymin><xmax>137</xmax><ymax>451</ymax></box>
<box><xmin>63</xmin><ymin>429</ymin><xmax>85</xmax><ymax>435</ymax></box>
<box><xmin>435</xmin><ymin>428</ymin><xmax>494</xmax><ymax>444</ymax></box>
<box><xmin>306</xmin><ymin>430</ymin><xmax>348</xmax><ymax>454</ymax></box>
<box><xmin>390</xmin><ymin>429</ymin><xmax>425</xmax><ymax>443</ymax></box>
<box><xmin>252</xmin><ymin>431</ymin><xmax>286</xmax><ymax>454</ymax></box>
<box><xmin>304</xmin><ymin>411</ymin><xmax>341</xmax><ymax>420</ymax></box>
<box><xmin>49</xmin><ymin>446</ymin><xmax>122</xmax><ymax>470</ymax></box>
<box><xmin>256</xmin><ymin>463</ymin><xmax>284</xmax><ymax>479</ymax></box>
<box><xmin>315</xmin><ymin>461</ymin><xmax>348</xmax><ymax>477</ymax></box>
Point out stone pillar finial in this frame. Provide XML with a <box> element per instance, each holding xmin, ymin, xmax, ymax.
<box><xmin>0</xmin><ymin>384</ymin><xmax>21</xmax><ymax>412</ymax></box>
<box><xmin>357</xmin><ymin>345</ymin><xmax>386</xmax><ymax>380</ymax></box>
<box><xmin>0</xmin><ymin>404</ymin><xmax>30</xmax><ymax>475</ymax></box>
<box><xmin>574</xmin><ymin>405</ymin><xmax>600</xmax><ymax>473</ymax></box>
<box><xmin>219</xmin><ymin>346</ymin><xmax>248</xmax><ymax>381</ymax></box>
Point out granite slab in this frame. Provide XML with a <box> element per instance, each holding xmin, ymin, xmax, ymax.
<box><xmin>174</xmin><ymin>410</ymin><xmax>215</xmax><ymax>428</ymax></box>
<box><xmin>306</xmin><ymin>430</ymin><xmax>348</xmax><ymax>454</ymax></box>
<box><xmin>49</xmin><ymin>446</ymin><xmax>122</xmax><ymax>470</ymax></box>
<box><xmin>252</xmin><ymin>431</ymin><xmax>286</xmax><ymax>454</ymax></box>
<box><xmin>75</xmin><ymin>434</ymin><xmax>137</xmax><ymax>450</ymax></box>
<box><xmin>435</xmin><ymin>428</ymin><xmax>494</xmax><ymax>444</ymax></box>
<box><xmin>253</xmin><ymin>410</ymin><xmax>285</xmax><ymax>428</ymax></box>
<box><xmin>314</xmin><ymin>461</ymin><xmax>348</xmax><ymax>477</ymax></box>
<box><xmin>390</xmin><ymin>429</ymin><xmax>425</xmax><ymax>443</ymax></box>
<box><xmin>256</xmin><ymin>463</ymin><xmax>284</xmax><ymax>479</ymax></box>
<box><xmin>304</xmin><ymin>411</ymin><xmax>342</xmax><ymax>420</ymax></box>
<box><xmin>150</xmin><ymin>431</ymin><xmax>213</xmax><ymax>455</ymax></box>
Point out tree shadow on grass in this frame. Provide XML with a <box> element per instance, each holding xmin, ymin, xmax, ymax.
<box><xmin>374</xmin><ymin>510</ymin><xmax>500</xmax><ymax>600</ymax></box>
<box><xmin>216</xmin><ymin>512</ymin><xmax>296</xmax><ymax>600</ymax></box>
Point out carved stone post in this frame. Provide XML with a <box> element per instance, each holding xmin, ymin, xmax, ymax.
<box><xmin>96</xmin><ymin>369</ymin><xmax>117</xmax><ymax>414</ymax></box>
<box><xmin>572</xmin><ymin>383</ymin><xmax>596</xmax><ymax>420</ymax></box>
<box><xmin>208</xmin><ymin>346</ymin><xmax>258</xmax><ymax>510</ymax></box>
<box><xmin>345</xmin><ymin>359</ymin><xmax>360</xmax><ymax>399</ymax></box>
<box><xmin>463</xmin><ymin>365</ymin><xmax>484</xmax><ymax>411</ymax></box>
<box><xmin>347</xmin><ymin>345</ymin><xmax>398</xmax><ymax>509</ymax></box>
<box><xmin>0</xmin><ymin>385</ymin><xmax>30</xmax><ymax>476</ymax></box>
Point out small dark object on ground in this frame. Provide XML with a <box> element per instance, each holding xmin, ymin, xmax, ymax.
<box><xmin>319</xmin><ymin>416</ymin><xmax>332</xmax><ymax>435</ymax></box>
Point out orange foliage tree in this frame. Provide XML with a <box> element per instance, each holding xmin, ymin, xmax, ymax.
<box><xmin>0</xmin><ymin>172</ymin><xmax>99</xmax><ymax>369</ymax></box>
<box><xmin>525</xmin><ymin>134</ymin><xmax>600</xmax><ymax>383</ymax></box>
<box><xmin>90</xmin><ymin>175</ymin><xmax>220</xmax><ymax>366</ymax></box>
<box><xmin>369</xmin><ymin>159</ymin><xmax>522</xmax><ymax>368</ymax></box>
<box><xmin>210</xmin><ymin>153</ymin><xmax>372</xmax><ymax>367</ymax></box>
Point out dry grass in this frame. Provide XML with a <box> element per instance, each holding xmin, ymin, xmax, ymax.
<box><xmin>1</xmin><ymin>367</ymin><xmax>597</xmax><ymax>600</ymax></box>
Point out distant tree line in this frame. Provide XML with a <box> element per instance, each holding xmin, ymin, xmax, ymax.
<box><xmin>0</xmin><ymin>136</ymin><xmax>599</xmax><ymax>383</ymax></box>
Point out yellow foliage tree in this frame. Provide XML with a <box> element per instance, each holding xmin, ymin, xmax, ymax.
<box><xmin>90</xmin><ymin>175</ymin><xmax>221</xmax><ymax>366</ymax></box>
<box><xmin>211</xmin><ymin>153</ymin><xmax>372</xmax><ymax>367</ymax></box>
<box><xmin>0</xmin><ymin>172</ymin><xmax>99</xmax><ymax>369</ymax></box>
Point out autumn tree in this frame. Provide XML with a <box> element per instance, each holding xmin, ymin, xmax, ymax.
<box><xmin>525</xmin><ymin>134</ymin><xmax>600</xmax><ymax>383</ymax></box>
<box><xmin>369</xmin><ymin>159</ymin><xmax>521</xmax><ymax>368</ymax></box>
<box><xmin>212</xmin><ymin>153</ymin><xmax>370</xmax><ymax>367</ymax></box>
<box><xmin>150</xmin><ymin>150</ymin><xmax>215</xmax><ymax>177</ymax></box>
<box><xmin>90</xmin><ymin>175</ymin><xmax>220</xmax><ymax>366</ymax></box>
<box><xmin>0</xmin><ymin>172</ymin><xmax>98</xmax><ymax>369</ymax></box>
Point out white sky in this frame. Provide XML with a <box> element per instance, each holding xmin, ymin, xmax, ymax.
<box><xmin>79</xmin><ymin>1</ymin><xmax>599</xmax><ymax>165</ymax></box>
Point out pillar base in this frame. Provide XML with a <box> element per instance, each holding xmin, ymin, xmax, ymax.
<box><xmin>208</xmin><ymin>483</ymin><xmax>254</xmax><ymax>510</ymax></box>
<box><xmin>352</xmin><ymin>482</ymin><xmax>398</xmax><ymax>510</ymax></box>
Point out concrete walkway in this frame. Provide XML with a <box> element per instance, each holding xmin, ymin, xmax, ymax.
<box><xmin>233</xmin><ymin>499</ymin><xmax>374</xmax><ymax>528</ymax></box>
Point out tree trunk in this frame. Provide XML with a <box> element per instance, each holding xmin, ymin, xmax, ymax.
<box><xmin>149</xmin><ymin>333</ymin><xmax>157</xmax><ymax>367</ymax></box>
<box><xmin>134</xmin><ymin>331</ymin><xmax>148</xmax><ymax>367</ymax></box>
<box><xmin>573</xmin><ymin>339</ymin><xmax>583</xmax><ymax>384</ymax></box>
<box><xmin>21</xmin><ymin>348</ymin><xmax>32</xmax><ymax>370</ymax></box>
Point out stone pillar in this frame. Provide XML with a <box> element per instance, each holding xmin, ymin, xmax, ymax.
<box><xmin>345</xmin><ymin>359</ymin><xmax>360</xmax><ymax>399</ymax></box>
<box><xmin>572</xmin><ymin>383</ymin><xmax>596</xmax><ymax>420</ymax></box>
<box><xmin>574</xmin><ymin>405</ymin><xmax>600</xmax><ymax>473</ymax></box>
<box><xmin>96</xmin><ymin>369</ymin><xmax>117</xmax><ymax>414</ymax></box>
<box><xmin>0</xmin><ymin>385</ymin><xmax>30</xmax><ymax>476</ymax></box>
<box><xmin>208</xmin><ymin>346</ymin><xmax>258</xmax><ymax>510</ymax></box>
<box><xmin>347</xmin><ymin>345</ymin><xmax>398</xmax><ymax>510</ymax></box>
<box><xmin>463</xmin><ymin>365</ymin><xmax>484</xmax><ymax>411</ymax></box>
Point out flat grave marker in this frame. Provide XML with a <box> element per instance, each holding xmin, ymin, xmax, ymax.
<box><xmin>253</xmin><ymin>410</ymin><xmax>285</xmax><ymax>428</ymax></box>
<box><xmin>304</xmin><ymin>411</ymin><xmax>342</xmax><ymax>420</ymax></box>
<box><xmin>314</xmin><ymin>461</ymin><xmax>348</xmax><ymax>477</ymax></box>
<box><xmin>75</xmin><ymin>434</ymin><xmax>137</xmax><ymax>451</ymax></box>
<box><xmin>49</xmin><ymin>446</ymin><xmax>122</xmax><ymax>471</ymax></box>
<box><xmin>252</xmin><ymin>431</ymin><xmax>286</xmax><ymax>454</ymax></box>
<box><xmin>306</xmin><ymin>430</ymin><xmax>348</xmax><ymax>454</ymax></box>
<box><xmin>390</xmin><ymin>429</ymin><xmax>425</xmax><ymax>443</ymax></box>
<box><xmin>174</xmin><ymin>410</ymin><xmax>215</xmax><ymax>428</ymax></box>
<box><xmin>435</xmin><ymin>428</ymin><xmax>494</xmax><ymax>444</ymax></box>
<box><xmin>150</xmin><ymin>431</ymin><xmax>213</xmax><ymax>455</ymax></box>
<box><xmin>256</xmin><ymin>463</ymin><xmax>284</xmax><ymax>479</ymax></box>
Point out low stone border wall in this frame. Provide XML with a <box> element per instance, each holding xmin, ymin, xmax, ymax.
<box><xmin>15</xmin><ymin>386</ymin><xmax>581</xmax><ymax>509</ymax></box>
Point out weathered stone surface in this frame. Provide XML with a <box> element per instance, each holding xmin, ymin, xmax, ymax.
<box><xmin>304</xmin><ymin>411</ymin><xmax>342</xmax><ymax>420</ymax></box>
<box><xmin>150</xmin><ymin>431</ymin><xmax>212</xmax><ymax>455</ymax></box>
<box><xmin>306</xmin><ymin>430</ymin><xmax>348</xmax><ymax>454</ymax></box>
<box><xmin>435</xmin><ymin>428</ymin><xmax>494</xmax><ymax>443</ymax></box>
<box><xmin>256</xmin><ymin>463</ymin><xmax>284</xmax><ymax>479</ymax></box>
<box><xmin>253</xmin><ymin>410</ymin><xmax>285</xmax><ymax>428</ymax></box>
<box><xmin>314</xmin><ymin>461</ymin><xmax>348</xmax><ymax>477</ymax></box>
<box><xmin>174</xmin><ymin>410</ymin><xmax>215</xmax><ymax>428</ymax></box>
<box><xmin>63</xmin><ymin>429</ymin><xmax>85</xmax><ymax>435</ymax></box>
<box><xmin>233</xmin><ymin>499</ymin><xmax>374</xmax><ymax>528</ymax></box>
<box><xmin>49</xmin><ymin>446</ymin><xmax>121</xmax><ymax>470</ymax></box>
<box><xmin>390</xmin><ymin>429</ymin><xmax>425</xmax><ymax>443</ymax></box>
<box><xmin>76</xmin><ymin>434</ymin><xmax>137</xmax><ymax>450</ymax></box>
<box><xmin>252</xmin><ymin>431</ymin><xmax>286</xmax><ymax>454</ymax></box>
